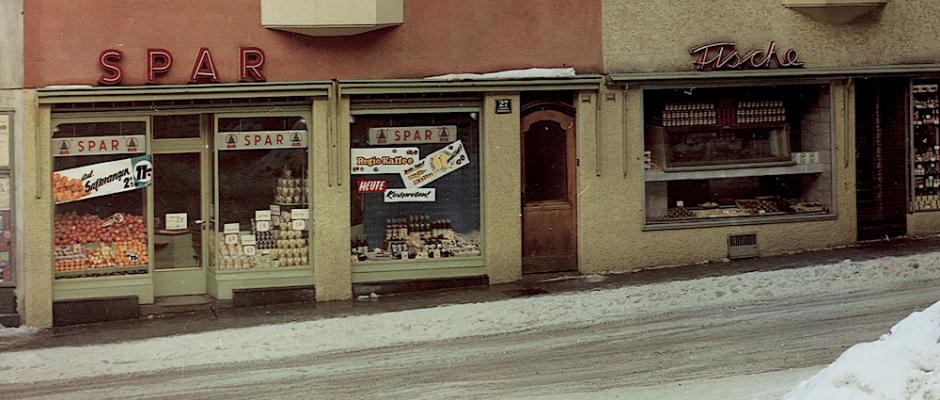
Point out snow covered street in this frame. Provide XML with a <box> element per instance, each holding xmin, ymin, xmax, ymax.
<box><xmin>3</xmin><ymin>250</ymin><xmax>940</xmax><ymax>399</ymax></box>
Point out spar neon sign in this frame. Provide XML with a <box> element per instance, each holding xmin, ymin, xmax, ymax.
<box><xmin>690</xmin><ymin>41</ymin><xmax>803</xmax><ymax>71</ymax></box>
<box><xmin>97</xmin><ymin>47</ymin><xmax>266</xmax><ymax>85</ymax></box>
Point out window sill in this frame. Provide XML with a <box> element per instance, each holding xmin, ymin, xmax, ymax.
<box><xmin>645</xmin><ymin>163</ymin><xmax>826</xmax><ymax>182</ymax></box>
<box><xmin>644</xmin><ymin>213</ymin><xmax>837</xmax><ymax>231</ymax></box>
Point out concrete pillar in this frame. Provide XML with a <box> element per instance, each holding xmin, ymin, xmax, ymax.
<box><xmin>482</xmin><ymin>93</ymin><xmax>522</xmax><ymax>284</ymax></box>
<box><xmin>312</xmin><ymin>96</ymin><xmax>352</xmax><ymax>301</ymax></box>
<box><xmin>21</xmin><ymin>95</ymin><xmax>53</xmax><ymax>328</ymax></box>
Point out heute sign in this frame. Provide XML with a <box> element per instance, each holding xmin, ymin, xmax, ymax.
<box><xmin>97</xmin><ymin>47</ymin><xmax>266</xmax><ymax>85</ymax></box>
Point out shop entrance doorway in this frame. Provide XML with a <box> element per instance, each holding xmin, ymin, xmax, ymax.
<box><xmin>152</xmin><ymin>114</ymin><xmax>211</xmax><ymax>297</ymax></box>
<box><xmin>521</xmin><ymin>101</ymin><xmax>578</xmax><ymax>274</ymax></box>
<box><xmin>855</xmin><ymin>79</ymin><xmax>908</xmax><ymax>240</ymax></box>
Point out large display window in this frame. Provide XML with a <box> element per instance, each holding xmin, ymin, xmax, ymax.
<box><xmin>911</xmin><ymin>80</ymin><xmax>940</xmax><ymax>211</ymax></box>
<box><xmin>52</xmin><ymin>120</ymin><xmax>152</xmax><ymax>278</ymax></box>
<box><xmin>643</xmin><ymin>84</ymin><xmax>834</xmax><ymax>226</ymax></box>
<box><xmin>349</xmin><ymin>113</ymin><xmax>481</xmax><ymax>262</ymax></box>
<box><xmin>214</xmin><ymin>115</ymin><xmax>310</xmax><ymax>271</ymax></box>
<box><xmin>0</xmin><ymin>113</ymin><xmax>12</xmax><ymax>285</ymax></box>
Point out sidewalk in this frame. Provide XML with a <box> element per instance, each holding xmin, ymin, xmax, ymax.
<box><xmin>3</xmin><ymin>234</ymin><xmax>938</xmax><ymax>351</ymax></box>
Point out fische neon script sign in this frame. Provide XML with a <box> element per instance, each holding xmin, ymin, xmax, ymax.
<box><xmin>690</xmin><ymin>41</ymin><xmax>803</xmax><ymax>71</ymax></box>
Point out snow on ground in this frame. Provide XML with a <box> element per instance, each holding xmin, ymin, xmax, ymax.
<box><xmin>513</xmin><ymin>367</ymin><xmax>821</xmax><ymax>400</ymax></box>
<box><xmin>1</xmin><ymin>251</ymin><xmax>939</xmax><ymax>385</ymax></box>
<box><xmin>783</xmin><ymin>299</ymin><xmax>940</xmax><ymax>399</ymax></box>
<box><xmin>0</xmin><ymin>325</ymin><xmax>36</xmax><ymax>338</ymax></box>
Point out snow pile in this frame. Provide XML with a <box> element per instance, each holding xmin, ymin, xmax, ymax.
<box><xmin>1</xmin><ymin>251</ymin><xmax>939</xmax><ymax>385</ymax></box>
<box><xmin>784</xmin><ymin>300</ymin><xmax>940</xmax><ymax>400</ymax></box>
<box><xmin>424</xmin><ymin>67</ymin><xmax>576</xmax><ymax>81</ymax></box>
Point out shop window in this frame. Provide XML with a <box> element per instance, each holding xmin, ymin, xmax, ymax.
<box><xmin>643</xmin><ymin>85</ymin><xmax>834</xmax><ymax>226</ymax></box>
<box><xmin>52</xmin><ymin>121</ymin><xmax>151</xmax><ymax>278</ymax></box>
<box><xmin>912</xmin><ymin>80</ymin><xmax>940</xmax><ymax>211</ymax></box>
<box><xmin>215</xmin><ymin>116</ymin><xmax>309</xmax><ymax>271</ymax></box>
<box><xmin>350</xmin><ymin>113</ymin><xmax>481</xmax><ymax>262</ymax></box>
<box><xmin>0</xmin><ymin>113</ymin><xmax>12</xmax><ymax>285</ymax></box>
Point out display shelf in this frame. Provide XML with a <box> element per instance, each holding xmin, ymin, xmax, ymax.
<box><xmin>55</xmin><ymin>265</ymin><xmax>149</xmax><ymax>279</ymax></box>
<box><xmin>645</xmin><ymin>163</ymin><xmax>826</xmax><ymax>182</ymax></box>
<box><xmin>645</xmin><ymin>122</ymin><xmax>792</xmax><ymax>171</ymax></box>
<box><xmin>643</xmin><ymin>212</ymin><xmax>837</xmax><ymax>232</ymax></box>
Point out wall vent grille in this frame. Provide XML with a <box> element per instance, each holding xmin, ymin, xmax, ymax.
<box><xmin>728</xmin><ymin>233</ymin><xmax>759</xmax><ymax>259</ymax></box>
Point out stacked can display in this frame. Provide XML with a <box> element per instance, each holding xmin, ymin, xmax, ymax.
<box><xmin>217</xmin><ymin>167</ymin><xmax>309</xmax><ymax>270</ymax></box>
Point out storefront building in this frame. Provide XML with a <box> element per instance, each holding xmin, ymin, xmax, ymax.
<box><xmin>18</xmin><ymin>0</ymin><xmax>603</xmax><ymax>327</ymax></box>
<box><xmin>595</xmin><ymin>0</ymin><xmax>940</xmax><ymax>272</ymax></box>
<box><xmin>15</xmin><ymin>0</ymin><xmax>940</xmax><ymax>328</ymax></box>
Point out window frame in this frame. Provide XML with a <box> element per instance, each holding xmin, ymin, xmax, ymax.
<box><xmin>0</xmin><ymin>111</ymin><xmax>14</xmax><ymax>287</ymax></box>
<box><xmin>347</xmin><ymin>105</ymin><xmax>486</xmax><ymax>271</ymax></box>
<box><xmin>638</xmin><ymin>80</ymin><xmax>840</xmax><ymax>231</ymax></box>
<box><xmin>212</xmin><ymin>111</ymin><xmax>313</xmax><ymax>273</ymax></box>
<box><xmin>49</xmin><ymin>115</ymin><xmax>154</xmax><ymax>279</ymax></box>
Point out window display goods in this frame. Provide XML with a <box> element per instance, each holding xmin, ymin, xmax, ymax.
<box><xmin>54</xmin><ymin>212</ymin><xmax>148</xmax><ymax>276</ymax></box>
<box><xmin>643</xmin><ymin>85</ymin><xmax>833</xmax><ymax>225</ymax></box>
<box><xmin>349</xmin><ymin>113</ymin><xmax>482</xmax><ymax>263</ymax></box>
<box><xmin>351</xmin><ymin>214</ymin><xmax>480</xmax><ymax>261</ymax></box>
<box><xmin>217</xmin><ymin>167</ymin><xmax>309</xmax><ymax>271</ymax></box>
<box><xmin>912</xmin><ymin>81</ymin><xmax>940</xmax><ymax>211</ymax></box>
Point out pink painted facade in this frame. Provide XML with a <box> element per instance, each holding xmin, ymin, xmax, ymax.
<box><xmin>24</xmin><ymin>0</ymin><xmax>602</xmax><ymax>87</ymax></box>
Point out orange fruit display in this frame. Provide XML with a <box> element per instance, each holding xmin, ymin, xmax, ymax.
<box><xmin>53</xmin><ymin>213</ymin><xmax>148</xmax><ymax>272</ymax></box>
<box><xmin>52</xmin><ymin>172</ymin><xmax>90</xmax><ymax>203</ymax></box>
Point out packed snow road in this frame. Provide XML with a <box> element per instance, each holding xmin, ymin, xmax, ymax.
<box><xmin>3</xmin><ymin>253</ymin><xmax>940</xmax><ymax>399</ymax></box>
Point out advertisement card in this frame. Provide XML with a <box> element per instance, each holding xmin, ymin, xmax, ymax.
<box><xmin>292</xmin><ymin>219</ymin><xmax>306</xmax><ymax>231</ymax></box>
<box><xmin>256</xmin><ymin>220</ymin><xmax>271</xmax><ymax>232</ymax></box>
<box><xmin>52</xmin><ymin>155</ymin><xmax>153</xmax><ymax>204</ymax></box>
<box><xmin>400</xmin><ymin>140</ymin><xmax>469</xmax><ymax>188</ymax></box>
<box><xmin>243</xmin><ymin>245</ymin><xmax>257</xmax><ymax>256</ymax></box>
<box><xmin>291</xmin><ymin>208</ymin><xmax>309</xmax><ymax>220</ymax></box>
<box><xmin>223</xmin><ymin>223</ymin><xmax>240</xmax><ymax>234</ymax></box>
<box><xmin>384</xmin><ymin>188</ymin><xmax>436</xmax><ymax>203</ymax></box>
<box><xmin>356</xmin><ymin>180</ymin><xmax>387</xmax><ymax>193</ymax></box>
<box><xmin>255</xmin><ymin>210</ymin><xmax>272</xmax><ymax>221</ymax></box>
<box><xmin>351</xmin><ymin>147</ymin><xmax>419</xmax><ymax>174</ymax></box>
<box><xmin>165</xmin><ymin>213</ymin><xmax>188</xmax><ymax>230</ymax></box>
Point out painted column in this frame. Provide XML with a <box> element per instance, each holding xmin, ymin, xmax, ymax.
<box><xmin>312</xmin><ymin>96</ymin><xmax>352</xmax><ymax>301</ymax></box>
<box><xmin>482</xmin><ymin>93</ymin><xmax>522</xmax><ymax>284</ymax></box>
<box><xmin>21</xmin><ymin>95</ymin><xmax>53</xmax><ymax>328</ymax></box>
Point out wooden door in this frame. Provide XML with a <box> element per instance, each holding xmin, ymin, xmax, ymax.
<box><xmin>521</xmin><ymin>108</ymin><xmax>577</xmax><ymax>274</ymax></box>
